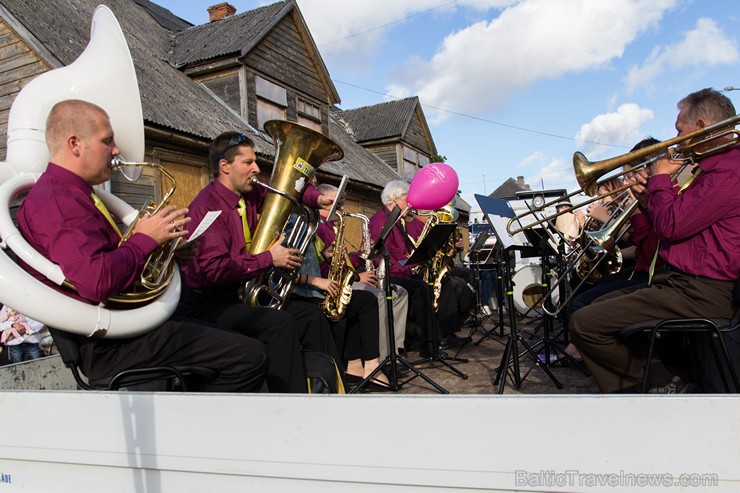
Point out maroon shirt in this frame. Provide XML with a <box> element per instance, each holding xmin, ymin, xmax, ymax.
<box><xmin>17</xmin><ymin>163</ymin><xmax>157</xmax><ymax>304</ymax></box>
<box><xmin>648</xmin><ymin>148</ymin><xmax>740</xmax><ymax>280</ymax></box>
<box><xmin>180</xmin><ymin>179</ymin><xmax>322</xmax><ymax>295</ymax></box>
<box><xmin>368</xmin><ymin>207</ymin><xmax>424</xmax><ymax>278</ymax></box>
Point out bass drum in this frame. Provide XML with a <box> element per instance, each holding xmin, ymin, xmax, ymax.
<box><xmin>511</xmin><ymin>264</ymin><xmax>559</xmax><ymax>317</ymax></box>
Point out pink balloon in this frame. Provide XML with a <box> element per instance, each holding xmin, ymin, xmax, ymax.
<box><xmin>407</xmin><ymin>162</ymin><xmax>459</xmax><ymax>210</ymax></box>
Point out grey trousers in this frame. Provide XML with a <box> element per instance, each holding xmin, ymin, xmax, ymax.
<box><xmin>569</xmin><ymin>270</ymin><xmax>734</xmax><ymax>393</ymax></box>
<box><xmin>353</xmin><ymin>282</ymin><xmax>409</xmax><ymax>360</ymax></box>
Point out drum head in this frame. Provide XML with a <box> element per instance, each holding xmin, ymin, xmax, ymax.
<box><xmin>511</xmin><ymin>264</ymin><xmax>559</xmax><ymax>317</ymax></box>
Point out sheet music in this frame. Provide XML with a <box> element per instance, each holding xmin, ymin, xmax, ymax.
<box><xmin>186</xmin><ymin>210</ymin><xmax>221</xmax><ymax>243</ymax></box>
<box><xmin>486</xmin><ymin>214</ymin><xmax>530</xmax><ymax>250</ymax></box>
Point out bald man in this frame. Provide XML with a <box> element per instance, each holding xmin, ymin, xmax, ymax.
<box><xmin>17</xmin><ymin>99</ymin><xmax>268</xmax><ymax>392</ymax></box>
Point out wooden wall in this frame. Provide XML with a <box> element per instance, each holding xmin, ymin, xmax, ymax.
<box><xmin>196</xmin><ymin>69</ymin><xmax>241</xmax><ymax>116</ymax></box>
<box><xmin>404</xmin><ymin>111</ymin><xmax>433</xmax><ymax>156</ymax></box>
<box><xmin>243</xmin><ymin>15</ymin><xmax>329</xmax><ymax>134</ymax></box>
<box><xmin>0</xmin><ymin>18</ymin><xmax>50</xmax><ymax>161</ymax></box>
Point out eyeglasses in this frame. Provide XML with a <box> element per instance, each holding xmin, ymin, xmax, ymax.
<box><xmin>218</xmin><ymin>133</ymin><xmax>250</xmax><ymax>163</ymax></box>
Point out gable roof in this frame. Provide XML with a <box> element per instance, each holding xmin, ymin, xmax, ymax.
<box><xmin>321</xmin><ymin>109</ymin><xmax>403</xmax><ymax>187</ymax></box>
<box><xmin>339</xmin><ymin>96</ymin><xmax>421</xmax><ymax>143</ymax></box>
<box><xmin>1</xmin><ymin>0</ymin><xmax>273</xmax><ymax>152</ymax></box>
<box><xmin>171</xmin><ymin>0</ymin><xmax>339</xmax><ymax>104</ymax></box>
<box><xmin>171</xmin><ymin>2</ymin><xmax>285</xmax><ymax>67</ymax></box>
<box><xmin>0</xmin><ymin>0</ymin><xmax>397</xmax><ymax>189</ymax></box>
<box><xmin>491</xmin><ymin>177</ymin><xmax>531</xmax><ymax>199</ymax></box>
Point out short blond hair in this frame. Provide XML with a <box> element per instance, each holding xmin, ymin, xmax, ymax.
<box><xmin>45</xmin><ymin>100</ymin><xmax>109</xmax><ymax>156</ymax></box>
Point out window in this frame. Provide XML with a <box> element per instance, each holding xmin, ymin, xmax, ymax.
<box><xmin>255</xmin><ymin>75</ymin><xmax>287</xmax><ymax>130</ymax></box>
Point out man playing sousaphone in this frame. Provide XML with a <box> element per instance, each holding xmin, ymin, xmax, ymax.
<box><xmin>569</xmin><ymin>88</ymin><xmax>740</xmax><ymax>393</ymax></box>
<box><xmin>18</xmin><ymin>100</ymin><xmax>268</xmax><ymax>391</ymax></box>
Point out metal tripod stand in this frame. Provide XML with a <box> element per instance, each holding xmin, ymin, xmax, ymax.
<box><xmin>493</xmin><ymin>245</ymin><xmax>563</xmax><ymax>393</ymax></box>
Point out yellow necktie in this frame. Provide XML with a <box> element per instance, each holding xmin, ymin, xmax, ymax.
<box><xmin>237</xmin><ymin>198</ymin><xmax>252</xmax><ymax>249</ymax></box>
<box><xmin>91</xmin><ymin>192</ymin><xmax>121</xmax><ymax>238</ymax></box>
<box><xmin>647</xmin><ymin>168</ymin><xmax>702</xmax><ymax>285</ymax></box>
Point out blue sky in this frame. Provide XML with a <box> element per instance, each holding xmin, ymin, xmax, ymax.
<box><xmin>155</xmin><ymin>0</ymin><xmax>740</xmax><ymax>219</ymax></box>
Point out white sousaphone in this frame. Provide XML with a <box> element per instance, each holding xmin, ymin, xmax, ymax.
<box><xmin>0</xmin><ymin>6</ymin><xmax>180</xmax><ymax>337</ymax></box>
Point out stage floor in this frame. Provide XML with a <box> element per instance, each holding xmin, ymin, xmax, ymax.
<box><xmin>364</xmin><ymin>312</ymin><xmax>601</xmax><ymax>395</ymax></box>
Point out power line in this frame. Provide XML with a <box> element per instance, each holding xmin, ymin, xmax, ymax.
<box><xmin>318</xmin><ymin>0</ymin><xmax>460</xmax><ymax>47</ymax></box>
<box><xmin>333</xmin><ymin>79</ymin><xmax>628</xmax><ymax>149</ymax></box>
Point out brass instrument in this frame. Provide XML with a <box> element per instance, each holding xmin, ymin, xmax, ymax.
<box><xmin>412</xmin><ymin>203</ymin><xmax>458</xmax><ymax>311</ymax></box>
<box><xmin>507</xmin><ymin>113</ymin><xmax>740</xmax><ymax>235</ymax></box>
<box><xmin>241</xmin><ymin>120</ymin><xmax>343</xmax><ymax>309</ymax></box>
<box><xmin>102</xmin><ymin>158</ymin><xmax>181</xmax><ymax>303</ymax></box>
<box><xmin>321</xmin><ymin>212</ymin><xmax>359</xmax><ymax>322</ymax></box>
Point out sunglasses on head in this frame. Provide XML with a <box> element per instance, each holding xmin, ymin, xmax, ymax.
<box><xmin>218</xmin><ymin>133</ymin><xmax>250</xmax><ymax>163</ymax></box>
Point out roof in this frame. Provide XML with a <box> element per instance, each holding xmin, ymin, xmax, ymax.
<box><xmin>321</xmin><ymin>109</ymin><xmax>403</xmax><ymax>187</ymax></box>
<box><xmin>491</xmin><ymin>178</ymin><xmax>531</xmax><ymax>199</ymax></box>
<box><xmin>171</xmin><ymin>2</ymin><xmax>286</xmax><ymax>67</ymax></box>
<box><xmin>1</xmin><ymin>0</ymin><xmax>273</xmax><ymax>152</ymax></box>
<box><xmin>338</xmin><ymin>97</ymin><xmax>420</xmax><ymax>142</ymax></box>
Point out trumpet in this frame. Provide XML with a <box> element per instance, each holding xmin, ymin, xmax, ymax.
<box><xmin>507</xmin><ymin>113</ymin><xmax>740</xmax><ymax>235</ymax></box>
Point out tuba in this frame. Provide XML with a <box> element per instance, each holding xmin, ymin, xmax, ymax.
<box><xmin>241</xmin><ymin>120</ymin><xmax>343</xmax><ymax>309</ymax></box>
<box><xmin>0</xmin><ymin>6</ymin><xmax>180</xmax><ymax>337</ymax></box>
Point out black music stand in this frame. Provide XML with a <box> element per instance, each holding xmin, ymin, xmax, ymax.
<box><xmin>406</xmin><ymin>223</ymin><xmax>469</xmax><ymax>380</ymax></box>
<box><xmin>466</xmin><ymin>232</ymin><xmax>496</xmax><ymax>339</ymax></box>
<box><xmin>476</xmin><ymin>195</ymin><xmax>563</xmax><ymax>393</ymax></box>
<box><xmin>353</xmin><ymin>205</ymin><xmax>448</xmax><ymax>394</ymax></box>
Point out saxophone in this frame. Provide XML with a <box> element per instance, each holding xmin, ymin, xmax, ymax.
<box><xmin>321</xmin><ymin>212</ymin><xmax>358</xmax><ymax>322</ymax></box>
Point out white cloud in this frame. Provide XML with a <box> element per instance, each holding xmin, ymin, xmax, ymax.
<box><xmin>517</xmin><ymin>150</ymin><xmax>545</xmax><ymax>169</ymax></box>
<box><xmin>575</xmin><ymin>103</ymin><xmax>654</xmax><ymax>157</ymax></box>
<box><xmin>625</xmin><ymin>17</ymin><xmax>740</xmax><ymax>92</ymax></box>
<box><xmin>400</xmin><ymin>0</ymin><xmax>676</xmax><ymax>120</ymax></box>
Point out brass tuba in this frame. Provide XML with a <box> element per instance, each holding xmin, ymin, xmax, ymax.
<box><xmin>241</xmin><ymin>120</ymin><xmax>344</xmax><ymax>309</ymax></box>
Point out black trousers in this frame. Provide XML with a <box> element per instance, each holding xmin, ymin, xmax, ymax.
<box><xmin>391</xmin><ymin>275</ymin><xmax>458</xmax><ymax>352</ymax></box>
<box><xmin>79</xmin><ymin>319</ymin><xmax>268</xmax><ymax>393</ymax></box>
<box><xmin>176</xmin><ymin>286</ymin><xmax>317</xmax><ymax>393</ymax></box>
<box><xmin>341</xmin><ymin>289</ymin><xmax>380</xmax><ymax>361</ymax></box>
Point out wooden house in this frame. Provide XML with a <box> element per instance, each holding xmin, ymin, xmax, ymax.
<box><xmin>0</xmin><ymin>0</ymin><xmax>402</xmax><ymax>246</ymax></box>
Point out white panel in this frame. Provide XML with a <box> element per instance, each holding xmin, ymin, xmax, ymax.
<box><xmin>0</xmin><ymin>391</ymin><xmax>737</xmax><ymax>492</ymax></box>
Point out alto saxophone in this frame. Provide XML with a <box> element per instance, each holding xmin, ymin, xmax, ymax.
<box><xmin>321</xmin><ymin>212</ymin><xmax>358</xmax><ymax>322</ymax></box>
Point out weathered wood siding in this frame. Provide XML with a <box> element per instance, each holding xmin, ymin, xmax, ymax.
<box><xmin>0</xmin><ymin>18</ymin><xmax>51</xmax><ymax>161</ymax></box>
<box><xmin>364</xmin><ymin>143</ymin><xmax>399</xmax><ymax>173</ymax></box>
<box><xmin>243</xmin><ymin>15</ymin><xmax>329</xmax><ymax>133</ymax></box>
<box><xmin>195</xmin><ymin>69</ymin><xmax>241</xmax><ymax>116</ymax></box>
<box><xmin>404</xmin><ymin>112</ymin><xmax>432</xmax><ymax>156</ymax></box>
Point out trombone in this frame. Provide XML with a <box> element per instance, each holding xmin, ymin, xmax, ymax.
<box><xmin>506</xmin><ymin>113</ymin><xmax>740</xmax><ymax>235</ymax></box>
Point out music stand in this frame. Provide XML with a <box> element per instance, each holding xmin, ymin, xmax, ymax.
<box><xmin>405</xmin><ymin>223</ymin><xmax>469</xmax><ymax>380</ymax></box>
<box><xmin>353</xmin><ymin>205</ymin><xmax>448</xmax><ymax>394</ymax></box>
<box><xmin>475</xmin><ymin>195</ymin><xmax>563</xmax><ymax>393</ymax></box>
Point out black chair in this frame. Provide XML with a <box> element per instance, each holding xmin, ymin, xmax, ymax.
<box><xmin>619</xmin><ymin>279</ymin><xmax>740</xmax><ymax>393</ymax></box>
<box><xmin>48</xmin><ymin>328</ymin><xmax>218</xmax><ymax>391</ymax></box>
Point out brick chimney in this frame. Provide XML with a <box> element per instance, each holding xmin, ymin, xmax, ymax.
<box><xmin>517</xmin><ymin>176</ymin><xmax>525</xmax><ymax>186</ymax></box>
<box><xmin>208</xmin><ymin>3</ymin><xmax>237</xmax><ymax>22</ymax></box>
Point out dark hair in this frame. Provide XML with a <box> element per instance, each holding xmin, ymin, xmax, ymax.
<box><xmin>677</xmin><ymin>88</ymin><xmax>736</xmax><ymax>126</ymax></box>
<box><xmin>208</xmin><ymin>131</ymin><xmax>255</xmax><ymax>178</ymax></box>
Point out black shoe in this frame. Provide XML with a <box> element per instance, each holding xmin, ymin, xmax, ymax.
<box><xmin>439</xmin><ymin>333</ymin><xmax>472</xmax><ymax>348</ymax></box>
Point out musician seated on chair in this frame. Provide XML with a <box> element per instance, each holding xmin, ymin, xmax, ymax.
<box><xmin>175</xmin><ymin>131</ymin><xmax>339</xmax><ymax>393</ymax></box>
<box><xmin>290</xmin><ymin>229</ymin><xmax>388</xmax><ymax>389</ymax></box>
<box><xmin>314</xmin><ymin>183</ymin><xmax>410</xmax><ymax>366</ymax></box>
<box><xmin>17</xmin><ymin>100</ymin><xmax>268</xmax><ymax>392</ymax></box>
<box><xmin>368</xmin><ymin>180</ymin><xmax>470</xmax><ymax>357</ymax></box>
<box><xmin>569</xmin><ymin>88</ymin><xmax>740</xmax><ymax>393</ymax></box>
